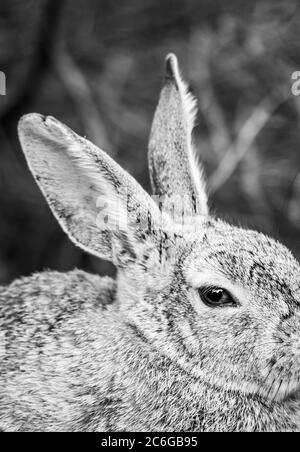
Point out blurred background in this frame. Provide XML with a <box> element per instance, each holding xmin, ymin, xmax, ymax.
<box><xmin>0</xmin><ymin>0</ymin><xmax>300</xmax><ymax>284</ymax></box>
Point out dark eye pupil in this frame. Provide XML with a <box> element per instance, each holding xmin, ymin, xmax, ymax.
<box><xmin>207</xmin><ymin>289</ymin><xmax>224</xmax><ymax>303</ymax></box>
<box><xmin>199</xmin><ymin>287</ymin><xmax>236</xmax><ymax>307</ymax></box>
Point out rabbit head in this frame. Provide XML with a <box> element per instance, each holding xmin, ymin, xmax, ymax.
<box><xmin>18</xmin><ymin>54</ymin><xmax>300</xmax><ymax>409</ymax></box>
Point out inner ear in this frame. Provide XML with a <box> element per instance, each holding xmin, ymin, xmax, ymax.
<box><xmin>18</xmin><ymin>114</ymin><xmax>172</xmax><ymax>267</ymax></box>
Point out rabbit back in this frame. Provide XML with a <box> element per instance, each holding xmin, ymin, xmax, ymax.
<box><xmin>0</xmin><ymin>270</ymin><xmax>118</xmax><ymax>431</ymax></box>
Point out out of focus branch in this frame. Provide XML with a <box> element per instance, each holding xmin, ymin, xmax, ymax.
<box><xmin>53</xmin><ymin>46</ymin><xmax>111</xmax><ymax>152</ymax></box>
<box><xmin>199</xmin><ymin>83</ymin><xmax>232</xmax><ymax>158</ymax></box>
<box><xmin>209</xmin><ymin>91</ymin><xmax>289</xmax><ymax>194</ymax></box>
<box><xmin>189</xmin><ymin>28</ymin><xmax>232</xmax><ymax>158</ymax></box>
<box><xmin>287</xmin><ymin>169</ymin><xmax>300</xmax><ymax>228</ymax></box>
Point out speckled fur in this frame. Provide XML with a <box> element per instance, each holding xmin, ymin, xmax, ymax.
<box><xmin>1</xmin><ymin>55</ymin><xmax>300</xmax><ymax>432</ymax></box>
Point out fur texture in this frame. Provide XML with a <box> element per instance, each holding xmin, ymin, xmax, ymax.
<box><xmin>1</xmin><ymin>54</ymin><xmax>300</xmax><ymax>432</ymax></box>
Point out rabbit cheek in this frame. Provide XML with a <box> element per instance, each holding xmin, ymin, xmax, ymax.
<box><xmin>255</xmin><ymin>313</ymin><xmax>300</xmax><ymax>401</ymax></box>
<box><xmin>272</xmin><ymin>314</ymin><xmax>300</xmax><ymax>399</ymax></box>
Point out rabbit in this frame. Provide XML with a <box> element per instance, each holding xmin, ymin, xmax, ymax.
<box><xmin>1</xmin><ymin>53</ymin><xmax>300</xmax><ymax>432</ymax></box>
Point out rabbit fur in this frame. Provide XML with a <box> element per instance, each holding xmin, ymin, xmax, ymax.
<box><xmin>0</xmin><ymin>54</ymin><xmax>300</xmax><ymax>432</ymax></box>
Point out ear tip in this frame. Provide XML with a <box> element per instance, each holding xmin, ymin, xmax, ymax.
<box><xmin>18</xmin><ymin>113</ymin><xmax>61</xmax><ymax>131</ymax></box>
<box><xmin>18</xmin><ymin>113</ymin><xmax>73</xmax><ymax>143</ymax></box>
<box><xmin>165</xmin><ymin>53</ymin><xmax>180</xmax><ymax>82</ymax></box>
<box><xmin>18</xmin><ymin>113</ymin><xmax>44</xmax><ymax>131</ymax></box>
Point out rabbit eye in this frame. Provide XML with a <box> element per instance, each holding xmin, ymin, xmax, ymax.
<box><xmin>199</xmin><ymin>287</ymin><xmax>236</xmax><ymax>307</ymax></box>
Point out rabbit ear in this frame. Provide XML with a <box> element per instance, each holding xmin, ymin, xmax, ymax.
<box><xmin>18</xmin><ymin>114</ymin><xmax>165</xmax><ymax>265</ymax></box>
<box><xmin>148</xmin><ymin>53</ymin><xmax>208</xmax><ymax>216</ymax></box>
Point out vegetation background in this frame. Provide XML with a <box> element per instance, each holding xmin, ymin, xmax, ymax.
<box><xmin>0</xmin><ymin>0</ymin><xmax>300</xmax><ymax>283</ymax></box>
